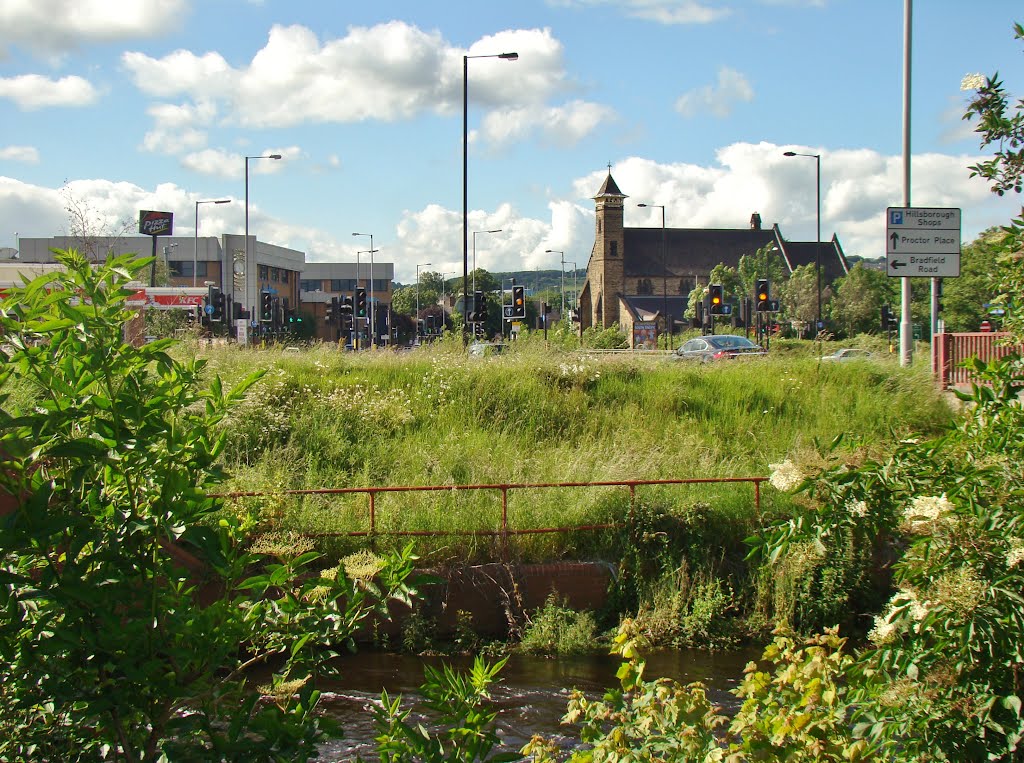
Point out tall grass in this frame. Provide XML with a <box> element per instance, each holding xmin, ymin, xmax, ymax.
<box><xmin>187</xmin><ymin>339</ymin><xmax>952</xmax><ymax>566</ymax></box>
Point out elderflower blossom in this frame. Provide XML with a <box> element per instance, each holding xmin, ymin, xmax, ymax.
<box><xmin>847</xmin><ymin>499</ymin><xmax>869</xmax><ymax>518</ymax></box>
<box><xmin>768</xmin><ymin>459</ymin><xmax>804</xmax><ymax>492</ymax></box>
<box><xmin>903</xmin><ymin>493</ymin><xmax>954</xmax><ymax>532</ymax></box>
<box><xmin>1006</xmin><ymin>538</ymin><xmax>1024</xmax><ymax>569</ymax></box>
<box><xmin>933</xmin><ymin>567</ymin><xmax>986</xmax><ymax>618</ymax></box>
<box><xmin>960</xmin><ymin>72</ymin><xmax>987</xmax><ymax>91</ymax></box>
<box><xmin>868</xmin><ymin>613</ymin><xmax>898</xmax><ymax>646</ymax></box>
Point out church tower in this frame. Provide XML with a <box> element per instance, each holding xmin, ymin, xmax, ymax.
<box><xmin>587</xmin><ymin>171</ymin><xmax>627</xmax><ymax>329</ymax></box>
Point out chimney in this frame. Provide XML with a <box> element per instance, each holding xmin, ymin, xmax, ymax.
<box><xmin>750</xmin><ymin>212</ymin><xmax>762</xmax><ymax>230</ymax></box>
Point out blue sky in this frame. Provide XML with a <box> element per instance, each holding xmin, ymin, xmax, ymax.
<box><xmin>1</xmin><ymin>0</ymin><xmax>1021</xmax><ymax>283</ymax></box>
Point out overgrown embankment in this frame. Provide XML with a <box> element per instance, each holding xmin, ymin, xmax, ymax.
<box><xmin>181</xmin><ymin>337</ymin><xmax>952</xmax><ymax>643</ymax></box>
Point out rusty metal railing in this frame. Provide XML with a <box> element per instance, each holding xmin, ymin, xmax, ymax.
<box><xmin>210</xmin><ymin>476</ymin><xmax>765</xmax><ymax>540</ymax></box>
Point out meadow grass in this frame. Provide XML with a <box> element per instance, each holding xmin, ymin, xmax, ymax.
<box><xmin>188</xmin><ymin>336</ymin><xmax>952</xmax><ymax>565</ymax></box>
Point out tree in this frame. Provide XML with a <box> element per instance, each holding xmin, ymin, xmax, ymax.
<box><xmin>779</xmin><ymin>263</ymin><xmax>819</xmax><ymax>332</ymax></box>
<box><xmin>939</xmin><ymin>227</ymin><xmax>1005</xmax><ymax>331</ymax></box>
<box><xmin>0</xmin><ymin>250</ymin><xmax>420</xmax><ymax>760</ymax></box>
<box><xmin>738</xmin><ymin>243</ymin><xmax>788</xmax><ymax>301</ymax></box>
<box><xmin>829</xmin><ymin>263</ymin><xmax>895</xmax><ymax>337</ymax></box>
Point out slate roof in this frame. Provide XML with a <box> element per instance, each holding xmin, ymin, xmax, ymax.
<box><xmin>594</xmin><ymin>173</ymin><xmax>626</xmax><ymax>197</ymax></box>
<box><xmin>622</xmin><ymin>225</ymin><xmax>848</xmax><ymax>282</ymax></box>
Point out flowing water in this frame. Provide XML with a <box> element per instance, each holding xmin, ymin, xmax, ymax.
<box><xmin>316</xmin><ymin>647</ymin><xmax>760</xmax><ymax>761</ymax></box>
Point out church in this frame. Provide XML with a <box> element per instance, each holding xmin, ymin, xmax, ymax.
<box><xmin>578</xmin><ymin>172</ymin><xmax>850</xmax><ymax>348</ymax></box>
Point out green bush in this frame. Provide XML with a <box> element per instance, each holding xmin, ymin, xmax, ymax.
<box><xmin>519</xmin><ymin>594</ymin><xmax>600</xmax><ymax>656</ymax></box>
<box><xmin>0</xmin><ymin>251</ymin><xmax>423</xmax><ymax>761</ymax></box>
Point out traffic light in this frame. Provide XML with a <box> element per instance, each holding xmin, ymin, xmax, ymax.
<box><xmin>881</xmin><ymin>304</ymin><xmax>893</xmax><ymax>332</ymax></box>
<box><xmin>328</xmin><ymin>296</ymin><xmax>339</xmax><ymax>325</ymax></box>
<box><xmin>260</xmin><ymin>292</ymin><xmax>273</xmax><ymax>322</ymax></box>
<box><xmin>709</xmin><ymin>284</ymin><xmax>724</xmax><ymax>314</ymax></box>
<box><xmin>471</xmin><ymin>290</ymin><xmax>484</xmax><ymax>322</ymax></box>
<box><xmin>512</xmin><ymin>285</ymin><xmax>526</xmax><ymax>318</ymax></box>
<box><xmin>755</xmin><ymin>279</ymin><xmax>770</xmax><ymax>312</ymax></box>
<box><xmin>355</xmin><ymin>288</ymin><xmax>367</xmax><ymax>319</ymax></box>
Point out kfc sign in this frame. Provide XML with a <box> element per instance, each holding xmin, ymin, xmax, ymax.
<box><xmin>139</xmin><ymin>210</ymin><xmax>173</xmax><ymax>236</ymax></box>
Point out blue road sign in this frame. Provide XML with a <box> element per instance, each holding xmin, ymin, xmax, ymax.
<box><xmin>205</xmin><ymin>304</ymin><xmax>214</xmax><ymax>315</ymax></box>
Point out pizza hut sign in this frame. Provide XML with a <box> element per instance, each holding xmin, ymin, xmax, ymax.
<box><xmin>139</xmin><ymin>210</ymin><xmax>173</xmax><ymax>236</ymax></box>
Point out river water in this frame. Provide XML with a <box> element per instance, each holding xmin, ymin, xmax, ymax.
<box><xmin>317</xmin><ymin>647</ymin><xmax>760</xmax><ymax>761</ymax></box>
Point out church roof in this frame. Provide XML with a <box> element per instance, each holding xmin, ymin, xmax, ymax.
<box><xmin>594</xmin><ymin>172</ymin><xmax>626</xmax><ymax>198</ymax></box>
<box><xmin>623</xmin><ymin>226</ymin><xmax>848</xmax><ymax>281</ymax></box>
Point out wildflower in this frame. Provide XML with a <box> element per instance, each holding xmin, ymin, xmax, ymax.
<box><xmin>768</xmin><ymin>459</ymin><xmax>804</xmax><ymax>492</ymax></box>
<box><xmin>1007</xmin><ymin>537</ymin><xmax>1024</xmax><ymax>569</ymax></box>
<box><xmin>847</xmin><ymin>499</ymin><xmax>869</xmax><ymax>518</ymax></box>
<box><xmin>903</xmin><ymin>493</ymin><xmax>954</xmax><ymax>532</ymax></box>
<box><xmin>933</xmin><ymin>567</ymin><xmax>986</xmax><ymax>618</ymax></box>
<box><xmin>258</xmin><ymin>676</ymin><xmax>309</xmax><ymax>705</ymax></box>
<box><xmin>868</xmin><ymin>614</ymin><xmax>898</xmax><ymax>646</ymax></box>
<box><xmin>960</xmin><ymin>73</ymin><xmax>987</xmax><ymax>91</ymax></box>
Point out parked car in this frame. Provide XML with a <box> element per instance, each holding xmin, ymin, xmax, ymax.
<box><xmin>820</xmin><ymin>348</ymin><xmax>872</xmax><ymax>362</ymax></box>
<box><xmin>672</xmin><ymin>335</ymin><xmax>767</xmax><ymax>362</ymax></box>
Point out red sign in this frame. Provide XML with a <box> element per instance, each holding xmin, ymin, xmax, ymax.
<box><xmin>979</xmin><ymin>320</ymin><xmax>993</xmax><ymax>333</ymax></box>
<box><xmin>126</xmin><ymin>289</ymin><xmax>204</xmax><ymax>309</ymax></box>
<box><xmin>139</xmin><ymin>210</ymin><xmax>173</xmax><ymax>236</ymax></box>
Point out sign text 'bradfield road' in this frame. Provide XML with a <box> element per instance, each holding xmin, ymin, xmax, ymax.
<box><xmin>885</xmin><ymin>207</ymin><xmax>961</xmax><ymax>278</ymax></box>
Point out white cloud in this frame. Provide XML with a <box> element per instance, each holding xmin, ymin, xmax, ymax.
<box><xmin>546</xmin><ymin>0</ymin><xmax>730</xmax><ymax>24</ymax></box>
<box><xmin>0</xmin><ymin>74</ymin><xmax>98</xmax><ymax>109</ymax></box>
<box><xmin>0</xmin><ymin>145</ymin><xmax>40</xmax><ymax>163</ymax></box>
<box><xmin>480</xmin><ymin>100</ymin><xmax>616</xmax><ymax>147</ymax></box>
<box><xmin>180</xmin><ymin>146</ymin><xmax>301</xmax><ymax>180</ymax></box>
<box><xmin>675</xmin><ymin>67</ymin><xmax>754</xmax><ymax>118</ymax></box>
<box><xmin>0</xmin><ymin>0</ymin><xmax>187</xmax><ymax>56</ymax></box>
<box><xmin>3</xmin><ymin>143</ymin><xmax>1017</xmax><ymax>283</ymax></box>
<box><xmin>122</xmin><ymin>23</ymin><xmax>571</xmax><ymax>131</ymax></box>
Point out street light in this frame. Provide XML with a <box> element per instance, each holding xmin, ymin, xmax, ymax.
<box><xmin>463</xmin><ymin>50</ymin><xmax>518</xmax><ymax>343</ymax></box>
<box><xmin>567</xmin><ymin>261</ymin><xmax>578</xmax><ymax>311</ymax></box>
<box><xmin>195</xmin><ymin>198</ymin><xmax>231</xmax><ymax>288</ymax></box>
<box><xmin>783</xmin><ymin>150</ymin><xmax>822</xmax><ymax>334</ymax></box>
<box><xmin>416</xmin><ymin>262</ymin><xmax>432</xmax><ymax>338</ymax></box>
<box><xmin>439</xmin><ymin>272</ymin><xmax>452</xmax><ymax>326</ymax></box>
<box><xmin>245</xmin><ymin>153</ymin><xmax>281</xmax><ymax>318</ymax></box>
<box><xmin>161</xmin><ymin>243</ymin><xmax>178</xmax><ymax>285</ymax></box>
<box><xmin>545</xmin><ymin>249</ymin><xmax>566</xmax><ymax>316</ymax></box>
<box><xmin>638</xmin><ymin>203</ymin><xmax>668</xmax><ymax>349</ymax></box>
<box><xmin>472</xmin><ymin>228</ymin><xmax>502</xmax><ymax>293</ymax></box>
<box><xmin>352</xmin><ymin>233</ymin><xmax>376</xmax><ymax>347</ymax></box>
<box><xmin>355</xmin><ymin>249</ymin><xmax>378</xmax><ymax>350</ymax></box>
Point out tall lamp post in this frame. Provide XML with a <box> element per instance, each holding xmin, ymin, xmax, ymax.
<box><xmin>245</xmin><ymin>153</ymin><xmax>281</xmax><ymax>318</ymax></box>
<box><xmin>638</xmin><ymin>203</ymin><xmax>668</xmax><ymax>348</ymax></box>
<box><xmin>544</xmin><ymin>249</ymin><xmax>566</xmax><ymax>316</ymax></box>
<box><xmin>783</xmin><ymin>151</ymin><xmax>822</xmax><ymax>335</ymax></box>
<box><xmin>195</xmin><ymin>198</ymin><xmax>231</xmax><ymax>288</ymax></box>
<box><xmin>567</xmin><ymin>261</ymin><xmax>578</xmax><ymax>311</ymax></box>
<box><xmin>439</xmin><ymin>272</ymin><xmax>452</xmax><ymax>329</ymax></box>
<box><xmin>416</xmin><ymin>262</ymin><xmax>432</xmax><ymax>339</ymax></box>
<box><xmin>352</xmin><ymin>232</ymin><xmax>376</xmax><ymax>346</ymax></box>
<box><xmin>463</xmin><ymin>50</ymin><xmax>518</xmax><ymax>343</ymax></box>
<box><xmin>472</xmin><ymin>228</ymin><xmax>502</xmax><ymax>294</ymax></box>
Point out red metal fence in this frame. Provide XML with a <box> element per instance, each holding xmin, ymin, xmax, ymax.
<box><xmin>211</xmin><ymin>476</ymin><xmax>765</xmax><ymax>539</ymax></box>
<box><xmin>933</xmin><ymin>332</ymin><xmax>1023</xmax><ymax>388</ymax></box>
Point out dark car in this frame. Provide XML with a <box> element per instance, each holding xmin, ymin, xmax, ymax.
<box><xmin>672</xmin><ymin>335</ymin><xmax>767</xmax><ymax>362</ymax></box>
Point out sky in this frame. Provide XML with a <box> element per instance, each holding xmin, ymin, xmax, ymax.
<box><xmin>1</xmin><ymin>0</ymin><xmax>1022</xmax><ymax>284</ymax></box>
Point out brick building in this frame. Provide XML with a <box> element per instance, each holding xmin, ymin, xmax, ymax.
<box><xmin>579</xmin><ymin>172</ymin><xmax>849</xmax><ymax>347</ymax></box>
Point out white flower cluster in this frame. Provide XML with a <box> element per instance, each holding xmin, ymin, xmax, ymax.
<box><xmin>847</xmin><ymin>499</ymin><xmax>869</xmax><ymax>518</ymax></box>
<box><xmin>869</xmin><ymin>587</ymin><xmax>930</xmax><ymax>645</ymax></box>
<box><xmin>960</xmin><ymin>72</ymin><xmax>987</xmax><ymax>91</ymax></box>
<box><xmin>1007</xmin><ymin>537</ymin><xmax>1024</xmax><ymax>569</ymax></box>
<box><xmin>768</xmin><ymin>459</ymin><xmax>804</xmax><ymax>492</ymax></box>
<box><xmin>903</xmin><ymin>493</ymin><xmax>954</xmax><ymax>532</ymax></box>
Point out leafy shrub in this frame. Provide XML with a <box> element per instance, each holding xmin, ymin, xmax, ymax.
<box><xmin>519</xmin><ymin>594</ymin><xmax>600</xmax><ymax>656</ymax></box>
<box><xmin>0</xmin><ymin>251</ymin><xmax>423</xmax><ymax>761</ymax></box>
